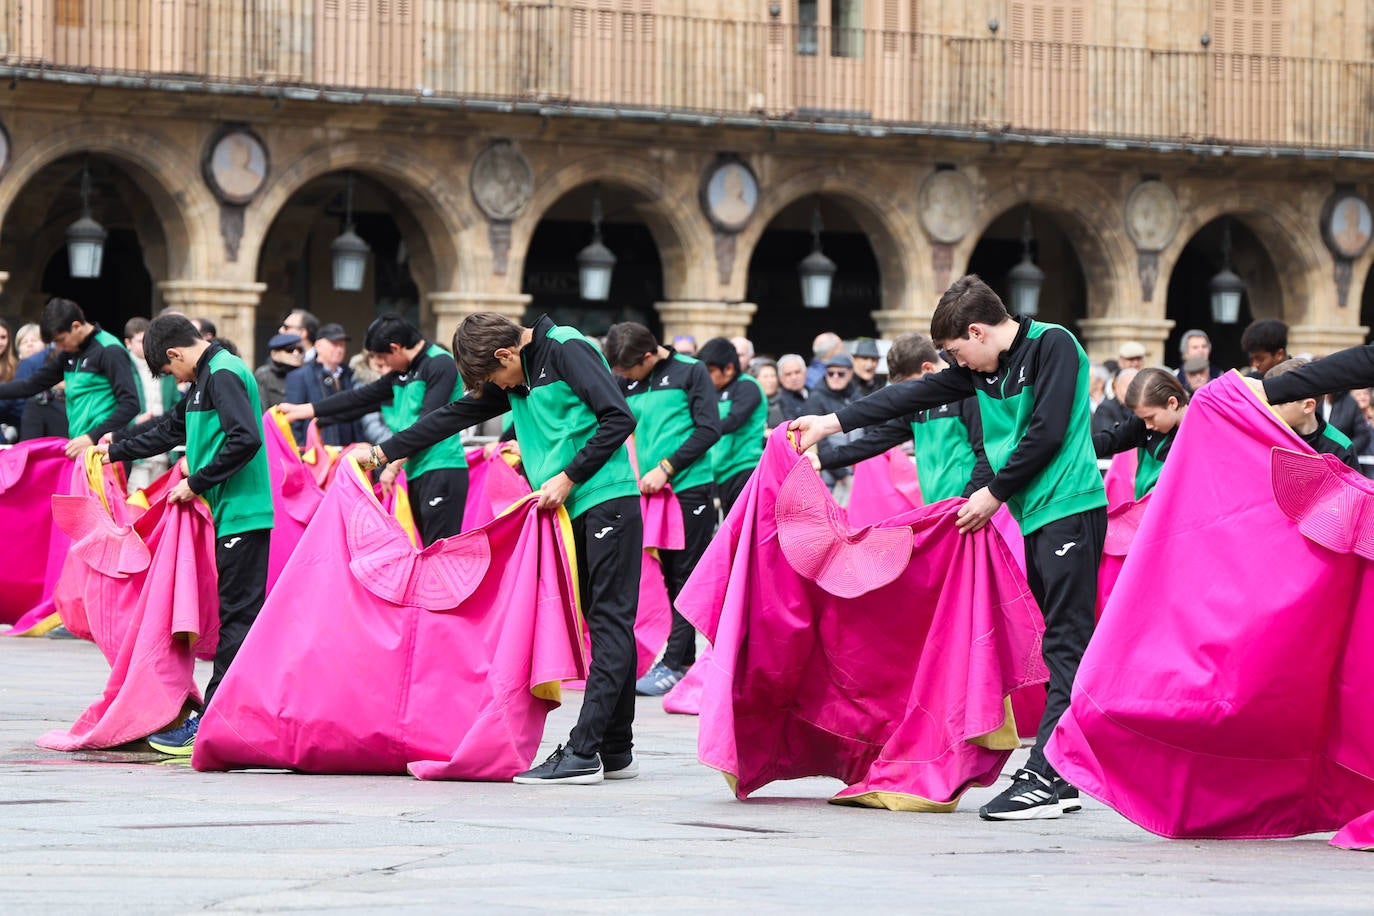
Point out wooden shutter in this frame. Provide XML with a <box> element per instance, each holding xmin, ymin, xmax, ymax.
<box><xmin>1210</xmin><ymin>0</ymin><xmax>1287</xmax><ymax>143</ymax></box>
<box><xmin>1008</xmin><ymin>0</ymin><xmax>1089</xmax><ymax>133</ymax></box>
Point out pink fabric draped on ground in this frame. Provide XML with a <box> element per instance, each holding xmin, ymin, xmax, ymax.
<box><xmin>192</xmin><ymin>460</ymin><xmax>585</xmax><ymax>779</ymax></box>
<box><xmin>38</xmin><ymin>459</ymin><xmax>220</xmax><ymax>751</ymax></box>
<box><xmin>847</xmin><ymin>448</ymin><xmax>922</xmax><ymax>527</ymax></box>
<box><xmin>0</xmin><ymin>439</ymin><xmax>77</xmax><ymax>632</ymax></box>
<box><xmin>676</xmin><ymin>428</ymin><xmax>1046</xmax><ymax>810</ymax></box>
<box><xmin>1047</xmin><ymin>372</ymin><xmax>1374</xmax><ymax>845</ymax></box>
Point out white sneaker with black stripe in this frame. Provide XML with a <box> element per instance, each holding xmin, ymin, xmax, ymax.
<box><xmin>979</xmin><ymin>768</ymin><xmax>1063</xmax><ymax>821</ymax></box>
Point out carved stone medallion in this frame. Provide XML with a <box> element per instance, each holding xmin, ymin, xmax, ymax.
<box><xmin>1124</xmin><ymin>180</ymin><xmax>1180</xmax><ymax>252</ymax></box>
<box><xmin>701</xmin><ymin>156</ymin><xmax>759</xmax><ymax>233</ymax></box>
<box><xmin>471</xmin><ymin>141</ymin><xmax>534</xmax><ymax>221</ymax></box>
<box><xmin>203</xmin><ymin>128</ymin><xmax>269</xmax><ymax>205</ymax></box>
<box><xmin>1322</xmin><ymin>191</ymin><xmax>1374</xmax><ymax>261</ymax></box>
<box><xmin>918</xmin><ymin>170</ymin><xmax>975</xmax><ymax>244</ymax></box>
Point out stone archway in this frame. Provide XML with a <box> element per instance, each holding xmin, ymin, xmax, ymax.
<box><xmin>964</xmin><ymin>205</ymin><xmax>1090</xmax><ymax>332</ymax></box>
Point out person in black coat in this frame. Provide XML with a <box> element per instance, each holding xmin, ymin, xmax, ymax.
<box><xmin>283</xmin><ymin>323</ymin><xmax>359</xmax><ymax>446</ymax></box>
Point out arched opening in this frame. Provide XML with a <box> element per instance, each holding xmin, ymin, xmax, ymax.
<box><xmin>744</xmin><ymin>195</ymin><xmax>880</xmax><ymax>358</ymax></box>
<box><xmin>0</xmin><ymin>154</ymin><xmax>166</xmax><ymax>333</ymax></box>
<box><xmin>1165</xmin><ymin>217</ymin><xmax>1279</xmax><ymax>369</ymax></box>
<box><xmin>965</xmin><ymin>207</ymin><xmax>1088</xmax><ymax>333</ymax></box>
<box><xmin>254</xmin><ymin>172</ymin><xmax>433</xmax><ymax>359</ymax></box>
<box><xmin>520</xmin><ymin>183</ymin><xmax>664</xmax><ymax>338</ymax></box>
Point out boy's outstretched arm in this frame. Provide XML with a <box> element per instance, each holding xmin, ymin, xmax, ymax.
<box><xmin>184</xmin><ymin>371</ymin><xmax>263</xmax><ymax>495</ymax></box>
<box><xmin>108</xmin><ymin>398</ymin><xmax>187</xmax><ymax>463</ymax></box>
<box><xmin>377</xmin><ymin>384</ymin><xmax>511</xmax><ymax>463</ymax></box>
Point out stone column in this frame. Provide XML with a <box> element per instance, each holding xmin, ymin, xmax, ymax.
<box><xmin>872</xmin><ymin>307</ymin><xmax>932</xmax><ymax>339</ymax></box>
<box><xmin>0</xmin><ymin>271</ymin><xmax>8</xmax><ymax>298</ymax></box>
<box><xmin>1288</xmin><ymin>323</ymin><xmax>1370</xmax><ymax>358</ymax></box>
<box><xmin>426</xmin><ymin>291</ymin><xmax>533</xmax><ymax>351</ymax></box>
<box><xmin>1077</xmin><ymin>317</ymin><xmax>1178</xmax><ymax>366</ymax></box>
<box><xmin>655</xmin><ymin>301</ymin><xmax>758</xmax><ymax>347</ymax></box>
<box><xmin>158</xmin><ymin>280</ymin><xmax>267</xmax><ymax>365</ymax></box>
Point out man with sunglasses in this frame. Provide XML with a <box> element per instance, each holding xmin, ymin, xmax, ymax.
<box><xmin>254</xmin><ymin>333</ymin><xmax>305</xmax><ymax>411</ymax></box>
<box><xmin>805</xmin><ymin>352</ymin><xmax>863</xmax><ymax>493</ymax></box>
<box><xmin>284</xmin><ymin>323</ymin><xmax>358</xmax><ymax>445</ymax></box>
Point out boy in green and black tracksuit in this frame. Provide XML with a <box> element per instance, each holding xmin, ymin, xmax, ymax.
<box><xmin>284</xmin><ymin>315</ymin><xmax>468</xmax><ymax>546</ymax></box>
<box><xmin>0</xmin><ymin>298</ymin><xmax>142</xmax><ymax>457</ymax></box>
<box><xmin>603</xmin><ymin>324</ymin><xmax>720</xmax><ymax>695</ymax></box>
<box><xmin>367</xmin><ymin>313</ymin><xmax>642</xmax><ymax>784</ymax></box>
<box><xmin>696</xmin><ymin>338</ymin><xmax>768</xmax><ymax>516</ymax></box>
<box><xmin>105</xmin><ymin>315</ymin><xmax>274</xmax><ymax>754</ymax></box>
<box><xmin>797</xmin><ymin>276</ymin><xmax>1107</xmax><ymax>820</ymax></box>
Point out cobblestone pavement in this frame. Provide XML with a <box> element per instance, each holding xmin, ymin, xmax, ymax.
<box><xmin>0</xmin><ymin>637</ymin><xmax>1370</xmax><ymax>914</ymax></box>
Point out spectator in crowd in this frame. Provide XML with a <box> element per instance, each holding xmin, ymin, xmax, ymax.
<box><xmin>254</xmin><ymin>333</ymin><xmax>305</xmax><ymax>411</ymax></box>
<box><xmin>14</xmin><ymin>323</ymin><xmax>66</xmax><ymax>441</ymax></box>
<box><xmin>192</xmin><ymin>318</ymin><xmax>218</xmax><ymax>341</ymax></box>
<box><xmin>1322</xmin><ymin>382</ymin><xmax>1373</xmax><ymax>462</ymax></box>
<box><xmin>1176</xmin><ymin>329</ymin><xmax>1221</xmax><ymax>391</ymax></box>
<box><xmin>1117</xmin><ymin>341</ymin><xmax>1146</xmax><ymax>370</ymax></box>
<box><xmin>1088</xmin><ymin>363</ymin><xmax>1111</xmax><ymax>415</ymax></box>
<box><xmin>776</xmin><ymin>353</ymin><xmax>810</xmax><ymax>420</ymax></box>
<box><xmin>1182</xmin><ymin>355</ymin><xmax>1213</xmax><ymax>394</ymax></box>
<box><xmin>284</xmin><ymin>323</ymin><xmax>358</xmax><ymax>446</ymax></box>
<box><xmin>806</xmin><ymin>332</ymin><xmax>845</xmax><ymax>389</ymax></box>
<box><xmin>279</xmin><ymin>309</ymin><xmax>320</xmax><ymax>362</ymax></box>
<box><xmin>1241</xmin><ymin>318</ymin><xmax>1289</xmax><ymax>376</ymax></box>
<box><xmin>1092</xmin><ymin>367</ymin><xmax>1137</xmax><ymax>437</ymax></box>
<box><xmin>348</xmin><ymin>351</ymin><xmax>393</xmax><ymax>444</ymax></box>
<box><xmin>731</xmin><ymin>336</ymin><xmax>755</xmax><ymax>367</ymax></box>
<box><xmin>0</xmin><ymin>319</ymin><xmax>20</xmax><ymax>439</ymax></box>
<box><xmin>850</xmin><ymin>338</ymin><xmax>884</xmax><ymax>397</ymax></box>
<box><xmin>749</xmin><ymin>357</ymin><xmax>784</xmax><ymax>429</ymax></box>
<box><xmin>806</xmin><ymin>352</ymin><xmax>861</xmax><ymax>495</ymax></box>
<box><xmin>671</xmin><ymin>334</ymin><xmax>697</xmax><ymax>356</ymax></box>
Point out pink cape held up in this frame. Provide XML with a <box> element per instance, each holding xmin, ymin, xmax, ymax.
<box><xmin>38</xmin><ymin>452</ymin><xmax>220</xmax><ymax>751</ymax></box>
<box><xmin>1047</xmin><ymin>372</ymin><xmax>1374</xmax><ymax>847</ymax></box>
<box><xmin>192</xmin><ymin>459</ymin><xmax>586</xmax><ymax>780</ymax></box>
<box><xmin>675</xmin><ymin>428</ymin><xmax>1046</xmax><ymax>811</ymax></box>
<box><xmin>0</xmin><ymin>439</ymin><xmax>78</xmax><ymax>633</ymax></box>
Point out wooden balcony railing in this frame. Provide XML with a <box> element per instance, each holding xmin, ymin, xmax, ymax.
<box><xmin>3</xmin><ymin>1</ymin><xmax>1372</xmax><ymax>151</ymax></box>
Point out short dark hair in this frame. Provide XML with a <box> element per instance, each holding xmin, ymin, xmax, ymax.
<box><xmin>1241</xmin><ymin>318</ymin><xmax>1288</xmax><ymax>355</ymax></box>
<box><xmin>194</xmin><ymin>317</ymin><xmax>218</xmax><ymax>338</ymax></box>
<box><xmin>602</xmin><ymin>322</ymin><xmax>659</xmax><ymax>370</ymax></box>
<box><xmin>452</xmin><ymin>312</ymin><xmax>522</xmax><ymax>392</ymax></box>
<box><xmin>40</xmin><ymin>298</ymin><xmax>86</xmax><ymax>343</ymax></box>
<box><xmin>1264</xmin><ymin>357</ymin><xmax>1310</xmax><ymax>382</ymax></box>
<box><xmin>143</xmin><ymin>315</ymin><xmax>202</xmax><ymax>376</ymax></box>
<box><xmin>362</xmin><ymin>313</ymin><xmax>423</xmax><ymax>355</ymax></box>
<box><xmin>123</xmin><ymin>316</ymin><xmax>150</xmax><ymax>340</ymax></box>
<box><xmin>929</xmin><ymin>275</ymin><xmax>1009</xmax><ymax>344</ymax></box>
<box><xmin>282</xmin><ymin>309</ymin><xmax>320</xmax><ymax>344</ymax></box>
<box><xmin>1125</xmin><ymin>366</ymin><xmax>1190</xmax><ymax>409</ymax></box>
<box><xmin>696</xmin><ymin>337</ymin><xmax>740</xmax><ymax>375</ymax></box>
<box><xmin>885</xmin><ymin>332</ymin><xmax>939</xmax><ymax>381</ymax></box>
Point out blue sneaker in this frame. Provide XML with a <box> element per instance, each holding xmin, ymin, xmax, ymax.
<box><xmin>147</xmin><ymin>711</ymin><xmax>200</xmax><ymax>757</ymax></box>
<box><xmin>635</xmin><ymin>662</ymin><xmax>685</xmax><ymax>697</ymax></box>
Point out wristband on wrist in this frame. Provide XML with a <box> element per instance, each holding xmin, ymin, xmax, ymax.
<box><xmin>658</xmin><ymin>458</ymin><xmax>674</xmax><ymax>478</ymax></box>
<box><xmin>371</xmin><ymin>445</ymin><xmax>388</xmax><ymax>467</ymax></box>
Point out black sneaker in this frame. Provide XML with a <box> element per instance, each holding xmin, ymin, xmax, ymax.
<box><xmin>1054</xmin><ymin>778</ymin><xmax>1082</xmax><ymax>813</ymax></box>
<box><xmin>979</xmin><ymin>768</ymin><xmax>1062</xmax><ymax>821</ymax></box>
<box><xmin>601</xmin><ymin>751</ymin><xmax>639</xmax><ymax>781</ymax></box>
<box><xmin>512</xmin><ymin>745</ymin><xmax>603</xmax><ymax>785</ymax></box>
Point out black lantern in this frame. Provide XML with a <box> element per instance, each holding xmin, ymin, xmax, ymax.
<box><xmin>798</xmin><ymin>200</ymin><xmax>836</xmax><ymax>309</ymax></box>
<box><xmin>576</xmin><ymin>184</ymin><xmax>616</xmax><ymax>302</ymax></box>
<box><xmin>331</xmin><ymin>172</ymin><xmax>370</xmax><ymax>292</ymax></box>
<box><xmin>66</xmin><ymin>159</ymin><xmax>106</xmax><ymax>279</ymax></box>
<box><xmin>1007</xmin><ymin>207</ymin><xmax>1044</xmax><ymax>317</ymax></box>
<box><xmin>1209</xmin><ymin>218</ymin><xmax>1245</xmax><ymax>325</ymax></box>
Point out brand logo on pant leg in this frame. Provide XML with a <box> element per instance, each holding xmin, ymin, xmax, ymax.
<box><xmin>428</xmin><ymin>496</ymin><xmax>443</xmax><ymax>507</ymax></box>
<box><xmin>692</xmin><ymin>504</ymin><xmax>707</xmax><ymax>516</ymax></box>
<box><xmin>1054</xmin><ymin>541</ymin><xmax>1077</xmax><ymax>557</ymax></box>
<box><xmin>222</xmin><ymin>537</ymin><xmax>242</xmax><ymax>549</ymax></box>
<box><xmin>593</xmin><ymin>526</ymin><xmax>614</xmax><ymax>539</ymax></box>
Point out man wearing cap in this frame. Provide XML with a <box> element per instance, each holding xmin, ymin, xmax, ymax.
<box><xmin>1182</xmin><ymin>355</ymin><xmax>1212</xmax><ymax>394</ymax></box>
<box><xmin>254</xmin><ymin>333</ymin><xmax>305</xmax><ymax>411</ymax></box>
<box><xmin>807</xmin><ymin>351</ymin><xmax>862</xmax><ymax>493</ymax></box>
<box><xmin>1117</xmin><ymin>341</ymin><xmax>1146</xmax><ymax>370</ymax></box>
<box><xmin>284</xmin><ymin>323</ymin><xmax>358</xmax><ymax>446</ymax></box>
<box><xmin>1175</xmin><ymin>329</ymin><xmax>1222</xmax><ymax>392</ymax></box>
<box><xmin>851</xmin><ymin>337</ymin><xmax>885</xmax><ymax>397</ymax></box>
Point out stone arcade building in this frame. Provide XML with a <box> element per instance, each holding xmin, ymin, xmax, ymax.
<box><xmin>3</xmin><ymin>0</ymin><xmax>1374</xmax><ymax>367</ymax></box>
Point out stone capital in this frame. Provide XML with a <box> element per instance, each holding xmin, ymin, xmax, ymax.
<box><xmin>872</xmin><ymin>308</ymin><xmax>933</xmax><ymax>339</ymax></box>
<box><xmin>654</xmin><ymin>301</ymin><xmax>758</xmax><ymax>346</ymax></box>
<box><xmin>426</xmin><ymin>291</ymin><xmax>533</xmax><ymax>351</ymax></box>
<box><xmin>1076</xmin><ymin>316</ymin><xmax>1178</xmax><ymax>365</ymax></box>
<box><xmin>158</xmin><ymin>280</ymin><xmax>267</xmax><ymax>365</ymax></box>
<box><xmin>1287</xmin><ymin>323</ymin><xmax>1371</xmax><ymax>358</ymax></box>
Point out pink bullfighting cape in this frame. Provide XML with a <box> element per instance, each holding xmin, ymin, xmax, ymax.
<box><xmin>1047</xmin><ymin>372</ymin><xmax>1374</xmax><ymax>845</ymax></box>
<box><xmin>847</xmin><ymin>447</ymin><xmax>922</xmax><ymax>528</ymax></box>
<box><xmin>39</xmin><ymin>453</ymin><xmax>220</xmax><ymax>750</ymax></box>
<box><xmin>676</xmin><ymin>428</ymin><xmax>1046</xmax><ymax>810</ymax></box>
<box><xmin>263</xmin><ymin>408</ymin><xmax>327</xmax><ymax>589</ymax></box>
<box><xmin>462</xmin><ymin>445</ymin><xmax>532</xmax><ymax>531</ymax></box>
<box><xmin>192</xmin><ymin>459</ymin><xmax>585</xmax><ymax>779</ymax></box>
<box><xmin>0</xmin><ymin>439</ymin><xmax>77</xmax><ymax>631</ymax></box>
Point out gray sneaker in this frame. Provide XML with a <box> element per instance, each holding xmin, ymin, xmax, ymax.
<box><xmin>635</xmin><ymin>662</ymin><xmax>685</xmax><ymax>697</ymax></box>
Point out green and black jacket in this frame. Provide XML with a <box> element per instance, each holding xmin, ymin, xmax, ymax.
<box><xmin>382</xmin><ymin>315</ymin><xmax>638</xmax><ymax>519</ymax></box>
<box><xmin>820</xmin><ymin>394</ymin><xmax>993</xmax><ymax>503</ymax></box>
<box><xmin>618</xmin><ymin>352</ymin><xmax>720</xmax><ymax>492</ymax></box>
<box><xmin>1092</xmin><ymin>414</ymin><xmax>1179</xmax><ymax>500</ymax></box>
<box><xmin>837</xmin><ymin>316</ymin><xmax>1106</xmax><ymax>533</ymax></box>
<box><xmin>1304</xmin><ymin>414</ymin><xmax>1360</xmax><ymax>472</ymax></box>
<box><xmin>708</xmin><ymin>373</ymin><xmax>767</xmax><ymax>484</ymax></box>
<box><xmin>0</xmin><ymin>325</ymin><xmax>141</xmax><ymax>441</ymax></box>
<box><xmin>109</xmin><ymin>345</ymin><xmax>273</xmax><ymax>537</ymax></box>
<box><xmin>313</xmin><ymin>341</ymin><xmax>467</xmax><ymax>480</ymax></box>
